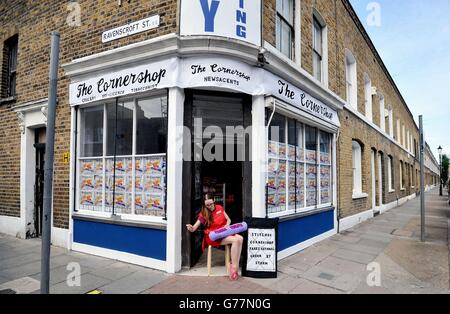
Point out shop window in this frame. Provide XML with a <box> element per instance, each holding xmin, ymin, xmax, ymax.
<box><xmin>319</xmin><ymin>131</ymin><xmax>332</xmax><ymax>204</ymax></box>
<box><xmin>77</xmin><ymin>93</ymin><xmax>168</xmax><ymax>220</ymax></box>
<box><xmin>345</xmin><ymin>49</ymin><xmax>357</xmax><ymax>109</ymax></box>
<box><xmin>106</xmin><ymin>101</ymin><xmax>133</xmax><ymax>156</ymax></box>
<box><xmin>2</xmin><ymin>35</ymin><xmax>18</xmax><ymax>98</ymax></box>
<box><xmin>276</xmin><ymin>0</ymin><xmax>295</xmax><ymax>60</ymax></box>
<box><xmin>80</xmin><ymin>105</ymin><xmax>104</xmax><ymax>157</ymax></box>
<box><xmin>267</xmin><ymin>111</ymin><xmax>333</xmax><ymax>217</ymax></box>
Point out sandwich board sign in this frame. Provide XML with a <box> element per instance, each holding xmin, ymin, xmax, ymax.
<box><xmin>242</xmin><ymin>217</ymin><xmax>278</xmax><ymax>279</ymax></box>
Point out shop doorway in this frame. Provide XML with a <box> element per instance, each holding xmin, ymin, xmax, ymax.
<box><xmin>32</xmin><ymin>128</ymin><xmax>46</xmax><ymax>238</ymax></box>
<box><xmin>182</xmin><ymin>90</ymin><xmax>252</xmax><ymax>269</ymax></box>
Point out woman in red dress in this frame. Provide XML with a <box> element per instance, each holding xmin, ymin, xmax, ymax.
<box><xmin>186</xmin><ymin>194</ymin><xmax>243</xmax><ymax>281</ymax></box>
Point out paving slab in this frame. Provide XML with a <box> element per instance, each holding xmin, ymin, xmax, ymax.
<box><xmin>0</xmin><ymin>277</ymin><xmax>40</xmax><ymax>294</ymax></box>
<box><xmin>50</xmin><ymin>273</ymin><xmax>112</xmax><ymax>294</ymax></box>
<box><xmin>332</xmin><ymin>248</ymin><xmax>377</xmax><ymax>265</ymax></box>
<box><xmin>98</xmin><ymin>268</ymin><xmax>167</xmax><ymax>294</ymax></box>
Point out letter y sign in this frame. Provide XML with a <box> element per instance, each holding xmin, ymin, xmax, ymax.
<box><xmin>200</xmin><ymin>0</ymin><xmax>220</xmax><ymax>32</ymax></box>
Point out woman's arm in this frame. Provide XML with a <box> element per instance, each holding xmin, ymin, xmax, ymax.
<box><xmin>223</xmin><ymin>212</ymin><xmax>232</xmax><ymax>227</ymax></box>
<box><xmin>186</xmin><ymin>220</ymin><xmax>202</xmax><ymax>233</ymax></box>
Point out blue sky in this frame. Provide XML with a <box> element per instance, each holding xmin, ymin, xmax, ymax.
<box><xmin>350</xmin><ymin>0</ymin><xmax>450</xmax><ymax>160</ymax></box>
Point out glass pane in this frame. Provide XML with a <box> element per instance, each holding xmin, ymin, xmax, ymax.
<box><xmin>305</xmin><ymin>126</ymin><xmax>317</xmax><ymax>163</ymax></box>
<box><xmin>288</xmin><ymin>161</ymin><xmax>296</xmax><ymax>209</ymax></box>
<box><xmin>269</xmin><ymin>112</ymin><xmax>285</xmax><ymax>143</ymax></box>
<box><xmin>296</xmin><ymin>162</ymin><xmax>305</xmax><ymax>208</ymax></box>
<box><xmin>276</xmin><ymin>16</ymin><xmax>281</xmax><ymax>52</ymax></box>
<box><xmin>267</xmin><ymin>158</ymin><xmax>279</xmax><ymax>214</ymax></box>
<box><xmin>306</xmin><ymin>164</ymin><xmax>317</xmax><ymax>207</ymax></box>
<box><xmin>277</xmin><ymin>160</ymin><xmax>287</xmax><ymax>212</ymax></box>
<box><xmin>296</xmin><ymin>122</ymin><xmax>304</xmax><ymax>161</ymax></box>
<box><xmin>288</xmin><ymin>119</ymin><xmax>296</xmax><ymax>160</ymax></box>
<box><xmin>79</xmin><ymin>159</ymin><xmax>104</xmax><ymax>212</ymax></box>
<box><xmin>320</xmin><ymin>131</ymin><xmax>331</xmax><ymax>165</ymax></box>
<box><xmin>80</xmin><ymin>105</ymin><xmax>104</xmax><ymax>157</ymax></box>
<box><xmin>135</xmin><ymin>156</ymin><xmax>166</xmax><ymax>217</ymax></box>
<box><xmin>320</xmin><ymin>165</ymin><xmax>331</xmax><ymax>204</ymax></box>
<box><xmin>313</xmin><ymin>18</ymin><xmax>322</xmax><ymax>53</ymax></box>
<box><xmin>136</xmin><ymin>95</ymin><xmax>168</xmax><ymax>155</ymax></box>
<box><xmin>313</xmin><ymin>52</ymin><xmax>322</xmax><ymax>81</ymax></box>
<box><xmin>107</xmin><ymin>101</ymin><xmax>134</xmax><ymax>156</ymax></box>
<box><xmin>281</xmin><ymin>22</ymin><xmax>293</xmax><ymax>58</ymax></box>
<box><xmin>105</xmin><ymin>157</ymin><xmax>133</xmax><ymax>214</ymax></box>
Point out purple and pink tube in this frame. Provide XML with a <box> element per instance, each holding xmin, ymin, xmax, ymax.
<box><xmin>209</xmin><ymin>222</ymin><xmax>248</xmax><ymax>241</ymax></box>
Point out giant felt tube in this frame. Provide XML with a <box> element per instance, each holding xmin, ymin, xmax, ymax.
<box><xmin>209</xmin><ymin>222</ymin><xmax>248</xmax><ymax>242</ymax></box>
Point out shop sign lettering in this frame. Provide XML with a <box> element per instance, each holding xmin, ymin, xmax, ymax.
<box><xmin>102</xmin><ymin>15</ymin><xmax>160</xmax><ymax>43</ymax></box>
<box><xmin>69</xmin><ymin>56</ymin><xmax>340</xmax><ymax>127</ymax></box>
<box><xmin>181</xmin><ymin>0</ymin><xmax>261</xmax><ymax>46</ymax></box>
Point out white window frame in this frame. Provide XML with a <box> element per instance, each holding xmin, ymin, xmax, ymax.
<box><xmin>75</xmin><ymin>92</ymin><xmax>168</xmax><ymax>224</ymax></box>
<box><xmin>400</xmin><ymin>161</ymin><xmax>405</xmax><ymax>190</ymax></box>
<box><xmin>276</xmin><ymin>0</ymin><xmax>295</xmax><ymax>60</ymax></box>
<box><xmin>388</xmin><ymin>106</ymin><xmax>394</xmax><ymax>138</ymax></box>
<box><xmin>312</xmin><ymin>10</ymin><xmax>328</xmax><ymax>86</ymax></box>
<box><xmin>352</xmin><ymin>140</ymin><xmax>363</xmax><ymax>197</ymax></box>
<box><xmin>267</xmin><ymin>111</ymin><xmax>334</xmax><ymax>219</ymax></box>
<box><xmin>379</xmin><ymin>95</ymin><xmax>385</xmax><ymax>132</ymax></box>
<box><xmin>345</xmin><ymin>49</ymin><xmax>357</xmax><ymax>110</ymax></box>
<box><xmin>388</xmin><ymin>156</ymin><xmax>395</xmax><ymax>192</ymax></box>
<box><xmin>364</xmin><ymin>74</ymin><xmax>373</xmax><ymax>122</ymax></box>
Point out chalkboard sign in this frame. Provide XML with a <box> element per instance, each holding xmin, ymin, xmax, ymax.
<box><xmin>242</xmin><ymin>217</ymin><xmax>279</xmax><ymax>279</ymax></box>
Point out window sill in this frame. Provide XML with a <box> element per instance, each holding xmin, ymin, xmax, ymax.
<box><xmin>352</xmin><ymin>193</ymin><xmax>368</xmax><ymax>200</ymax></box>
<box><xmin>389</xmin><ymin>189</ymin><xmax>396</xmax><ymax>193</ymax></box>
<box><xmin>73</xmin><ymin>212</ymin><xmax>167</xmax><ymax>230</ymax></box>
<box><xmin>0</xmin><ymin>96</ymin><xmax>16</xmax><ymax>105</ymax></box>
<box><xmin>278</xmin><ymin>206</ymin><xmax>335</xmax><ymax>223</ymax></box>
<box><xmin>400</xmin><ymin>188</ymin><xmax>406</xmax><ymax>191</ymax></box>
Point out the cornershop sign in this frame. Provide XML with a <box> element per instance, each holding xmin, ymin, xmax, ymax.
<box><xmin>69</xmin><ymin>56</ymin><xmax>340</xmax><ymax>127</ymax></box>
<box><xmin>180</xmin><ymin>0</ymin><xmax>261</xmax><ymax>47</ymax></box>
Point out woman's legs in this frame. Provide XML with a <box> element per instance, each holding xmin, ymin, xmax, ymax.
<box><xmin>221</xmin><ymin>235</ymin><xmax>244</xmax><ymax>270</ymax></box>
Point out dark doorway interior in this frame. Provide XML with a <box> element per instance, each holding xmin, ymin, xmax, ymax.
<box><xmin>182</xmin><ymin>91</ymin><xmax>252</xmax><ymax>268</ymax></box>
<box><xmin>33</xmin><ymin>128</ymin><xmax>46</xmax><ymax>238</ymax></box>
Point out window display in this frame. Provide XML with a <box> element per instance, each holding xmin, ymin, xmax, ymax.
<box><xmin>266</xmin><ymin>111</ymin><xmax>333</xmax><ymax>216</ymax></box>
<box><xmin>77</xmin><ymin>93</ymin><xmax>168</xmax><ymax>219</ymax></box>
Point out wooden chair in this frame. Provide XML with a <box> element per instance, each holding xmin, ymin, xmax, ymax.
<box><xmin>207</xmin><ymin>244</ymin><xmax>231</xmax><ymax>276</ymax></box>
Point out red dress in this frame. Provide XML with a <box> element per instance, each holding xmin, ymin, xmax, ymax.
<box><xmin>198</xmin><ymin>205</ymin><xmax>228</xmax><ymax>251</ymax></box>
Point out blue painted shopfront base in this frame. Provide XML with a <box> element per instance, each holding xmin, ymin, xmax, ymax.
<box><xmin>73</xmin><ymin>218</ymin><xmax>166</xmax><ymax>261</ymax></box>
<box><xmin>278</xmin><ymin>209</ymin><xmax>334</xmax><ymax>252</ymax></box>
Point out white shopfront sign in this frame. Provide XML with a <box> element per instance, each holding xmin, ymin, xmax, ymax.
<box><xmin>180</xmin><ymin>0</ymin><xmax>261</xmax><ymax>47</ymax></box>
<box><xmin>69</xmin><ymin>57</ymin><xmax>340</xmax><ymax>127</ymax></box>
<box><xmin>102</xmin><ymin>15</ymin><xmax>160</xmax><ymax>43</ymax></box>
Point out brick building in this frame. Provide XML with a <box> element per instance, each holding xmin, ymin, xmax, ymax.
<box><xmin>0</xmin><ymin>0</ymin><xmax>439</xmax><ymax>274</ymax></box>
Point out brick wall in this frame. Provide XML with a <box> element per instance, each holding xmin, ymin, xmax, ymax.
<box><xmin>0</xmin><ymin>0</ymin><xmax>177</xmax><ymax>228</ymax></box>
<box><xmin>0</xmin><ymin>0</ymin><xmax>435</xmax><ymax>228</ymax></box>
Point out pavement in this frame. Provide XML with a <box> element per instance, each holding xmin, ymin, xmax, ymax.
<box><xmin>0</xmin><ymin>188</ymin><xmax>449</xmax><ymax>294</ymax></box>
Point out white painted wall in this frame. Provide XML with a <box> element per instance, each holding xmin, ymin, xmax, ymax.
<box><xmin>252</xmin><ymin>95</ymin><xmax>267</xmax><ymax>218</ymax></box>
<box><xmin>165</xmin><ymin>87</ymin><xmax>184</xmax><ymax>273</ymax></box>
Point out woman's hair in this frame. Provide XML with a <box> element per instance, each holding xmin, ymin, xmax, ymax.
<box><xmin>201</xmin><ymin>193</ymin><xmax>215</xmax><ymax>228</ymax></box>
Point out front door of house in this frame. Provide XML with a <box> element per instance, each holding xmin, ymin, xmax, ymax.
<box><xmin>33</xmin><ymin>128</ymin><xmax>46</xmax><ymax>238</ymax></box>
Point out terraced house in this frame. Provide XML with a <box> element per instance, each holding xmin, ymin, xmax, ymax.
<box><xmin>0</xmin><ymin>0</ymin><xmax>439</xmax><ymax>274</ymax></box>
